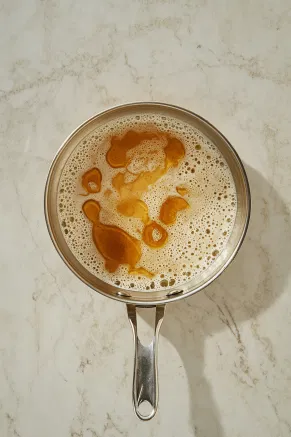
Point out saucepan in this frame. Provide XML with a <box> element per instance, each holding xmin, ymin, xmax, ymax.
<box><xmin>44</xmin><ymin>103</ymin><xmax>251</xmax><ymax>420</ymax></box>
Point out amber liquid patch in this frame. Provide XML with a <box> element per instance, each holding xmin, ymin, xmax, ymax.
<box><xmin>81</xmin><ymin>130</ymin><xmax>187</xmax><ymax>275</ymax></box>
<box><xmin>81</xmin><ymin>168</ymin><xmax>102</xmax><ymax>195</ymax></box>
<box><xmin>160</xmin><ymin>196</ymin><xmax>189</xmax><ymax>225</ymax></box>
<box><xmin>82</xmin><ymin>199</ymin><xmax>153</xmax><ymax>278</ymax></box>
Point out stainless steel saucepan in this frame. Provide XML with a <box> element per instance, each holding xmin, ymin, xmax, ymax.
<box><xmin>44</xmin><ymin>102</ymin><xmax>251</xmax><ymax>420</ymax></box>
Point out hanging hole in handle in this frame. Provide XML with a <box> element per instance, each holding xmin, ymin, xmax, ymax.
<box><xmin>138</xmin><ymin>400</ymin><xmax>154</xmax><ymax>416</ymax></box>
<box><xmin>136</xmin><ymin>400</ymin><xmax>156</xmax><ymax>421</ymax></box>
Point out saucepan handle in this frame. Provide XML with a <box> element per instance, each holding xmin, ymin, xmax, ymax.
<box><xmin>127</xmin><ymin>304</ymin><xmax>165</xmax><ymax>421</ymax></box>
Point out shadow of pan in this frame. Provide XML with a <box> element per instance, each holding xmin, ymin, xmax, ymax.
<box><xmin>140</xmin><ymin>164</ymin><xmax>291</xmax><ymax>436</ymax></box>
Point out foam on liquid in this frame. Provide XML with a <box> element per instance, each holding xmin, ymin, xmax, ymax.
<box><xmin>57</xmin><ymin>113</ymin><xmax>237</xmax><ymax>291</ymax></box>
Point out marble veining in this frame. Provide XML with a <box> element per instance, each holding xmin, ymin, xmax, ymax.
<box><xmin>1</xmin><ymin>0</ymin><xmax>291</xmax><ymax>436</ymax></box>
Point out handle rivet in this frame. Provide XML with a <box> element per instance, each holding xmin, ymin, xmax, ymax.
<box><xmin>166</xmin><ymin>289</ymin><xmax>183</xmax><ymax>297</ymax></box>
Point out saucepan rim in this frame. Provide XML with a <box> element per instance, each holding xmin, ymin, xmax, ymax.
<box><xmin>44</xmin><ymin>102</ymin><xmax>251</xmax><ymax>306</ymax></box>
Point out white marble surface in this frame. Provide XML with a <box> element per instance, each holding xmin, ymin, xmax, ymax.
<box><xmin>1</xmin><ymin>1</ymin><xmax>291</xmax><ymax>436</ymax></box>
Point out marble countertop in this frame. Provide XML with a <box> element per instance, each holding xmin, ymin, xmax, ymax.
<box><xmin>1</xmin><ymin>1</ymin><xmax>291</xmax><ymax>436</ymax></box>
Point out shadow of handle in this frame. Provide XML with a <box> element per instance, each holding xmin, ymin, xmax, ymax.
<box><xmin>127</xmin><ymin>304</ymin><xmax>165</xmax><ymax>421</ymax></box>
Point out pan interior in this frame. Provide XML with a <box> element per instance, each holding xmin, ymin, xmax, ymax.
<box><xmin>45</xmin><ymin>103</ymin><xmax>250</xmax><ymax>305</ymax></box>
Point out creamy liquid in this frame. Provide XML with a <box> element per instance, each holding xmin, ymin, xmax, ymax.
<box><xmin>57</xmin><ymin>112</ymin><xmax>237</xmax><ymax>291</ymax></box>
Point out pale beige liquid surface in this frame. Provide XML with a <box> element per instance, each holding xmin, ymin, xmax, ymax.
<box><xmin>57</xmin><ymin>113</ymin><xmax>237</xmax><ymax>291</ymax></box>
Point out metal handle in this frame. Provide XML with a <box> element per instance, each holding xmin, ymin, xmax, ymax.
<box><xmin>127</xmin><ymin>304</ymin><xmax>165</xmax><ymax>421</ymax></box>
